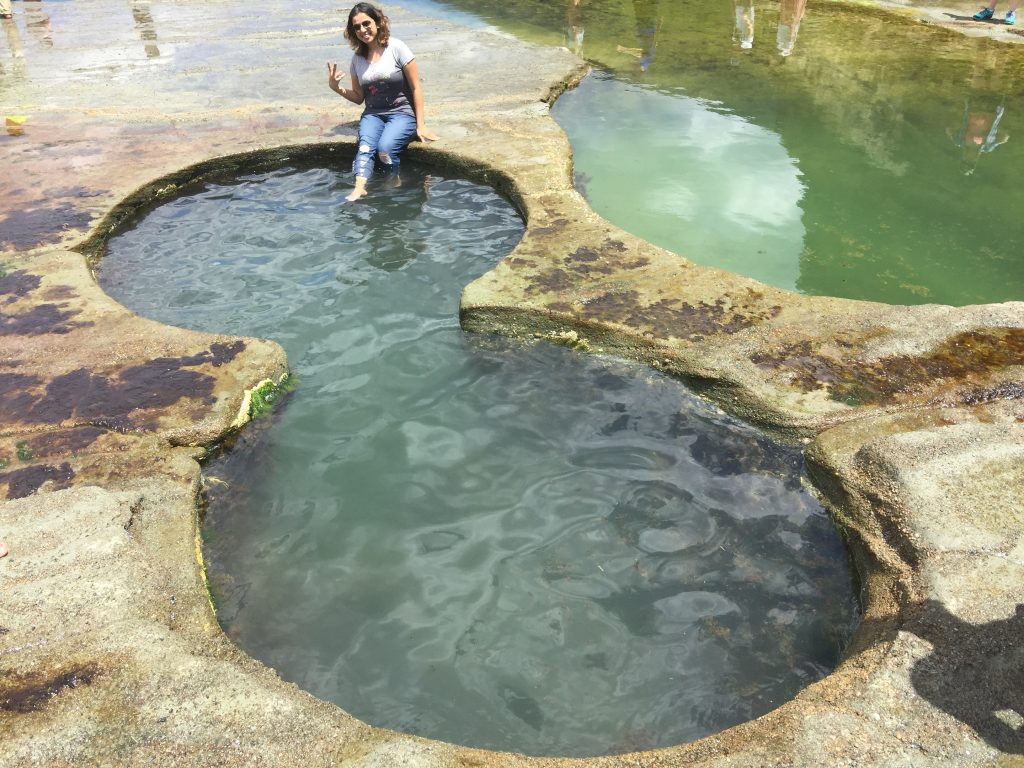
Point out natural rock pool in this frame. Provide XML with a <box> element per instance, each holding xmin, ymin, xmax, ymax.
<box><xmin>405</xmin><ymin>0</ymin><xmax>1024</xmax><ymax>305</ymax></box>
<box><xmin>97</xmin><ymin>160</ymin><xmax>858</xmax><ymax>756</ymax></box>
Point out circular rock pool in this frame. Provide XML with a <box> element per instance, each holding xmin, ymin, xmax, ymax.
<box><xmin>97</xmin><ymin>159</ymin><xmax>859</xmax><ymax>757</ymax></box>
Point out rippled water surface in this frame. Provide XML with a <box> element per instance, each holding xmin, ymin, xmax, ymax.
<box><xmin>99</xmin><ymin>162</ymin><xmax>858</xmax><ymax>756</ymax></box>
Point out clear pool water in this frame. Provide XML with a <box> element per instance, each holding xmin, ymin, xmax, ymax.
<box><xmin>98</xmin><ymin>161</ymin><xmax>858</xmax><ymax>756</ymax></box>
<box><xmin>424</xmin><ymin>0</ymin><xmax>1024</xmax><ymax>305</ymax></box>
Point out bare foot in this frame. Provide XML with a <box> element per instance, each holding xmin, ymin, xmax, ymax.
<box><xmin>345</xmin><ymin>187</ymin><xmax>367</xmax><ymax>202</ymax></box>
<box><xmin>0</xmin><ymin>540</ymin><xmax>8</xmax><ymax>558</ymax></box>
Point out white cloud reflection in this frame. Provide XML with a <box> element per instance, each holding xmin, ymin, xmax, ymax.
<box><xmin>555</xmin><ymin>77</ymin><xmax>806</xmax><ymax>291</ymax></box>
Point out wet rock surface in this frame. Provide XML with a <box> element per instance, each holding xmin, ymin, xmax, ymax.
<box><xmin>1</xmin><ymin>0</ymin><xmax>1022</xmax><ymax>765</ymax></box>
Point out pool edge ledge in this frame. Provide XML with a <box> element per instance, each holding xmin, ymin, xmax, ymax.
<box><xmin>1</xmin><ymin>0</ymin><xmax>1023</xmax><ymax>762</ymax></box>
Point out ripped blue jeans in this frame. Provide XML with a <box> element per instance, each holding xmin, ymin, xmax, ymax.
<box><xmin>352</xmin><ymin>112</ymin><xmax>417</xmax><ymax>179</ymax></box>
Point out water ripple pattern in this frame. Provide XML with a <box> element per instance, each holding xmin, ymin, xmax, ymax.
<box><xmin>99</xmin><ymin>162</ymin><xmax>858</xmax><ymax>757</ymax></box>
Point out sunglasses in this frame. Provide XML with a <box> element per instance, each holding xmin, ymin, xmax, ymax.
<box><xmin>351</xmin><ymin>19</ymin><xmax>375</xmax><ymax>30</ymax></box>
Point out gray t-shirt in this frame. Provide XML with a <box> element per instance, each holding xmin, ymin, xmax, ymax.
<box><xmin>350</xmin><ymin>38</ymin><xmax>415</xmax><ymax>117</ymax></box>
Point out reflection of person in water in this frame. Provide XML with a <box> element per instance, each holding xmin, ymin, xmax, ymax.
<box><xmin>564</xmin><ymin>0</ymin><xmax>583</xmax><ymax>57</ymax></box>
<box><xmin>948</xmin><ymin>41</ymin><xmax>1014</xmax><ymax>175</ymax></box>
<box><xmin>777</xmin><ymin>0</ymin><xmax>807</xmax><ymax>57</ymax></box>
<box><xmin>366</xmin><ymin>172</ymin><xmax>439</xmax><ymax>271</ymax></box>
<box><xmin>616</xmin><ymin>0</ymin><xmax>660</xmax><ymax>72</ymax></box>
<box><xmin>130</xmin><ymin>0</ymin><xmax>160</xmax><ymax>58</ymax></box>
<box><xmin>949</xmin><ymin>99</ymin><xmax>1009</xmax><ymax>174</ymax></box>
<box><xmin>1</xmin><ymin>6</ymin><xmax>26</xmax><ymax>87</ymax></box>
<box><xmin>733</xmin><ymin>0</ymin><xmax>755</xmax><ymax>50</ymax></box>
<box><xmin>23</xmin><ymin>0</ymin><xmax>52</xmax><ymax>47</ymax></box>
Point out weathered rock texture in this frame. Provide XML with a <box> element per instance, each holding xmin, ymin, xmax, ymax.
<box><xmin>1</xmin><ymin>0</ymin><xmax>1022</xmax><ymax>765</ymax></box>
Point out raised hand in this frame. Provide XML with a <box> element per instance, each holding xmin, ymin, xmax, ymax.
<box><xmin>327</xmin><ymin>61</ymin><xmax>344</xmax><ymax>92</ymax></box>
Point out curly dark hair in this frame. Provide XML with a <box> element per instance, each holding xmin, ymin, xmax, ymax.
<box><xmin>343</xmin><ymin>3</ymin><xmax>391</xmax><ymax>58</ymax></box>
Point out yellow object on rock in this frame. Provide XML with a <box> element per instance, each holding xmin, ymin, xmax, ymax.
<box><xmin>5</xmin><ymin>115</ymin><xmax>29</xmax><ymax>136</ymax></box>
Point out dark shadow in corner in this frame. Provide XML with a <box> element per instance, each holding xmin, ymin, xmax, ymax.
<box><xmin>899</xmin><ymin>599</ymin><xmax>1024</xmax><ymax>754</ymax></box>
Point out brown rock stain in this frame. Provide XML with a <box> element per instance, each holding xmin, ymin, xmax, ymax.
<box><xmin>565</xmin><ymin>246</ymin><xmax>601</xmax><ymax>263</ymax></box>
<box><xmin>0</xmin><ymin>205</ymin><xmax>93</xmax><ymax>250</ymax></box>
<box><xmin>19</xmin><ymin>426</ymin><xmax>106</xmax><ymax>458</ymax></box>
<box><xmin>0</xmin><ymin>664</ymin><xmax>100</xmax><ymax>713</ymax></box>
<box><xmin>1</xmin><ymin>272</ymin><xmax>91</xmax><ymax>335</ymax></box>
<box><xmin>0</xmin><ymin>462</ymin><xmax>76</xmax><ymax>499</ymax></box>
<box><xmin>578</xmin><ymin>290</ymin><xmax>782</xmax><ymax>339</ymax></box>
<box><xmin>0</xmin><ymin>341</ymin><xmax>246</xmax><ymax>430</ymax></box>
<box><xmin>41</xmin><ymin>285</ymin><xmax>79</xmax><ymax>302</ymax></box>
<box><xmin>525</xmin><ymin>268</ymin><xmax>577</xmax><ymax>295</ymax></box>
<box><xmin>0</xmin><ymin>303</ymin><xmax>94</xmax><ymax>336</ymax></box>
<box><xmin>0</xmin><ymin>270</ymin><xmax>42</xmax><ymax>299</ymax></box>
<box><xmin>0</xmin><ymin>373</ymin><xmax>42</xmax><ymax>422</ymax></box>
<box><xmin>529</xmin><ymin>217</ymin><xmax>570</xmax><ymax>236</ymax></box>
<box><xmin>959</xmin><ymin>380</ymin><xmax>1024</xmax><ymax>405</ymax></box>
<box><xmin>525</xmin><ymin>239</ymin><xmax>654</xmax><ymax>293</ymax></box>
<box><xmin>753</xmin><ymin>327</ymin><xmax>1024</xmax><ymax>405</ymax></box>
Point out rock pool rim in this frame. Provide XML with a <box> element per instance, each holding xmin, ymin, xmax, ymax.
<box><xmin>5</xmin><ymin>3</ymin><xmax>1019</xmax><ymax>758</ymax></box>
<box><xmin>76</xmin><ymin>141</ymin><xmax>889</xmax><ymax>760</ymax></box>
<box><xmin>76</xmin><ymin>142</ymin><xmax>530</xmax><ymax>269</ymax></box>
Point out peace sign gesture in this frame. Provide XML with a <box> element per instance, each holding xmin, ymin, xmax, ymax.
<box><xmin>327</xmin><ymin>61</ymin><xmax>345</xmax><ymax>93</ymax></box>
<box><xmin>327</xmin><ymin>62</ymin><xmax>362</xmax><ymax>103</ymax></box>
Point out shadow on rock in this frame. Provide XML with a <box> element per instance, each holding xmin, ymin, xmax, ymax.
<box><xmin>901</xmin><ymin>599</ymin><xmax>1024</xmax><ymax>753</ymax></box>
<box><xmin>943</xmin><ymin>12</ymin><xmax>993</xmax><ymax>22</ymax></box>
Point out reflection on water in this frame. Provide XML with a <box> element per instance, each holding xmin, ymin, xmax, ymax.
<box><xmin>557</xmin><ymin>74</ymin><xmax>807</xmax><ymax>290</ymax></box>
<box><xmin>423</xmin><ymin>0</ymin><xmax>1024</xmax><ymax>304</ymax></box>
<box><xmin>949</xmin><ymin>42</ymin><xmax>1015</xmax><ymax>175</ymax></box>
<box><xmin>99</xmin><ymin>163</ymin><xmax>858</xmax><ymax>757</ymax></box>
<box><xmin>776</xmin><ymin>0</ymin><xmax>807</xmax><ymax>57</ymax></box>
<box><xmin>130</xmin><ymin>0</ymin><xmax>160</xmax><ymax>58</ymax></box>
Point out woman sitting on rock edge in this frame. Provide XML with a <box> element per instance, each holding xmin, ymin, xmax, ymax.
<box><xmin>327</xmin><ymin>2</ymin><xmax>439</xmax><ymax>202</ymax></box>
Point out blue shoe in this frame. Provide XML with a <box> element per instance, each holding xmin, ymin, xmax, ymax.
<box><xmin>1005</xmin><ymin>10</ymin><xmax>1016</xmax><ymax>23</ymax></box>
<box><xmin>974</xmin><ymin>6</ymin><xmax>994</xmax><ymax>18</ymax></box>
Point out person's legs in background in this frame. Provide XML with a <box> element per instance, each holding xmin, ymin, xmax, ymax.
<box><xmin>1004</xmin><ymin>0</ymin><xmax>1019</xmax><ymax>24</ymax></box>
<box><xmin>972</xmin><ymin>2</ymin><xmax>1017</xmax><ymax>21</ymax></box>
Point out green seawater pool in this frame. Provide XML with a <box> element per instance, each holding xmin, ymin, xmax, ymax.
<box><xmin>415</xmin><ymin>0</ymin><xmax>1024</xmax><ymax>305</ymax></box>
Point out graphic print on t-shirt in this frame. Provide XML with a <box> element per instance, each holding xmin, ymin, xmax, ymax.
<box><xmin>351</xmin><ymin>38</ymin><xmax>415</xmax><ymax>116</ymax></box>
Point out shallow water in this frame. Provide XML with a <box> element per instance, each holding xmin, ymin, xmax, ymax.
<box><xmin>424</xmin><ymin>0</ymin><xmax>1024</xmax><ymax>305</ymax></box>
<box><xmin>99</xmin><ymin>162</ymin><xmax>857</xmax><ymax>756</ymax></box>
